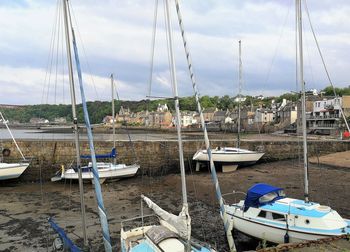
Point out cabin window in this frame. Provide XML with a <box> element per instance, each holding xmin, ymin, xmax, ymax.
<box><xmin>258</xmin><ymin>211</ymin><xmax>274</xmax><ymax>220</ymax></box>
<box><xmin>272</xmin><ymin>213</ymin><xmax>286</xmax><ymax>221</ymax></box>
<box><xmin>266</xmin><ymin>212</ymin><xmax>273</xmax><ymax>220</ymax></box>
<box><xmin>259</xmin><ymin>192</ymin><xmax>278</xmax><ymax>203</ymax></box>
<box><xmin>258</xmin><ymin>210</ymin><xmax>266</xmax><ymax>218</ymax></box>
<box><xmin>305</xmin><ymin>219</ymin><xmax>310</xmax><ymax>224</ymax></box>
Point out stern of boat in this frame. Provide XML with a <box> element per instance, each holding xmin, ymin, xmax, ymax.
<box><xmin>192</xmin><ymin>149</ymin><xmax>205</xmax><ymax>161</ymax></box>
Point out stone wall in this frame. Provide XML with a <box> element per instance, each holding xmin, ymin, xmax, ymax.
<box><xmin>2</xmin><ymin>139</ymin><xmax>350</xmax><ymax>181</ymax></box>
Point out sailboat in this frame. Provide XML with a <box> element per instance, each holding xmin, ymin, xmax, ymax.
<box><xmin>224</xmin><ymin>0</ymin><xmax>350</xmax><ymax>244</ymax></box>
<box><xmin>49</xmin><ymin>0</ymin><xmax>111</xmax><ymax>250</ymax></box>
<box><xmin>0</xmin><ymin>112</ymin><xmax>30</xmax><ymax>180</ymax></box>
<box><xmin>193</xmin><ymin>41</ymin><xmax>264</xmax><ymax>166</ymax></box>
<box><xmin>120</xmin><ymin>1</ymin><xmax>215</xmax><ymax>251</ymax></box>
<box><xmin>52</xmin><ymin>74</ymin><xmax>140</xmax><ymax>184</ymax></box>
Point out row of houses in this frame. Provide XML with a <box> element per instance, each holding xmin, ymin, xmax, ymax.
<box><xmin>104</xmin><ymin>95</ymin><xmax>350</xmax><ymax>135</ymax></box>
<box><xmin>103</xmin><ymin>101</ymin><xmax>297</xmax><ymax>130</ymax></box>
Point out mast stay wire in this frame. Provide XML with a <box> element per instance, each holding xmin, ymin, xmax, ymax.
<box><xmin>303</xmin><ymin>0</ymin><xmax>350</xmax><ymax>132</ymax></box>
<box><xmin>144</xmin><ymin>0</ymin><xmax>160</xmax><ymax>194</ymax></box>
<box><xmin>54</xmin><ymin>5</ymin><xmax>62</xmax><ymax>105</ymax></box>
<box><xmin>163</xmin><ymin>0</ymin><xmax>176</xmax><ymax>97</ymax></box>
<box><xmin>174</xmin><ymin>0</ymin><xmax>234</xmax><ymax>250</ymax></box>
<box><xmin>263</xmin><ymin>0</ymin><xmax>293</xmax><ymax>90</ymax></box>
<box><xmin>113</xmin><ymin>76</ymin><xmax>139</xmax><ymax>165</ymax></box>
<box><xmin>60</xmin><ymin>4</ymin><xmax>66</xmax><ymax>105</ymax></box>
<box><xmin>147</xmin><ymin>0</ymin><xmax>159</xmax><ymax>99</ymax></box>
<box><xmin>68</xmin><ymin>1</ymin><xmax>101</xmax><ymax>101</ymax></box>
<box><xmin>42</xmin><ymin>0</ymin><xmax>60</xmax><ymax>104</ymax></box>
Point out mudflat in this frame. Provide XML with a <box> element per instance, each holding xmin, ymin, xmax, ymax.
<box><xmin>0</xmin><ymin>160</ymin><xmax>349</xmax><ymax>252</ymax></box>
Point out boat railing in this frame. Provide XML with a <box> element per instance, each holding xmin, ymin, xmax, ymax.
<box><xmin>121</xmin><ymin>214</ymin><xmax>160</xmax><ymax>232</ymax></box>
<box><xmin>222</xmin><ymin>191</ymin><xmax>246</xmax><ymax>205</ymax></box>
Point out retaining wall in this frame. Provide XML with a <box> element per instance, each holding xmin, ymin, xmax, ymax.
<box><xmin>2</xmin><ymin>139</ymin><xmax>350</xmax><ymax>181</ymax></box>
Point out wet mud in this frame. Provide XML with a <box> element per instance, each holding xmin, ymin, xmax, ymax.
<box><xmin>0</xmin><ymin>160</ymin><xmax>349</xmax><ymax>251</ymax></box>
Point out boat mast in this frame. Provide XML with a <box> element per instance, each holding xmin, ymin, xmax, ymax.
<box><xmin>297</xmin><ymin>0</ymin><xmax>309</xmax><ymax>203</ymax></box>
<box><xmin>62</xmin><ymin>0</ymin><xmax>87</xmax><ymax>244</ymax></box>
<box><xmin>164</xmin><ymin>0</ymin><xmax>191</xmax><ymax>250</ymax></box>
<box><xmin>174</xmin><ymin>0</ymin><xmax>236</xmax><ymax>251</ymax></box>
<box><xmin>237</xmin><ymin>40</ymin><xmax>242</xmax><ymax>149</ymax></box>
<box><xmin>111</xmin><ymin>74</ymin><xmax>116</xmax><ymax>165</ymax></box>
<box><xmin>71</xmin><ymin>26</ymin><xmax>112</xmax><ymax>252</ymax></box>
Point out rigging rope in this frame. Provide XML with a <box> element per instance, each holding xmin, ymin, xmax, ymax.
<box><xmin>41</xmin><ymin>0</ymin><xmax>60</xmax><ymax>104</ymax></box>
<box><xmin>69</xmin><ymin>2</ymin><xmax>101</xmax><ymax>101</ymax></box>
<box><xmin>113</xmin><ymin>77</ymin><xmax>139</xmax><ymax>164</ymax></box>
<box><xmin>163</xmin><ymin>0</ymin><xmax>176</xmax><ymax>97</ymax></box>
<box><xmin>54</xmin><ymin>4</ymin><xmax>62</xmax><ymax>105</ymax></box>
<box><xmin>263</xmin><ymin>1</ymin><xmax>293</xmax><ymax>87</ymax></box>
<box><xmin>0</xmin><ymin>112</ymin><xmax>26</xmax><ymax>160</ymax></box>
<box><xmin>303</xmin><ymin>0</ymin><xmax>350</xmax><ymax>132</ymax></box>
<box><xmin>174</xmin><ymin>0</ymin><xmax>236</xmax><ymax>251</ymax></box>
<box><xmin>148</xmin><ymin>0</ymin><xmax>159</xmax><ymax>98</ymax></box>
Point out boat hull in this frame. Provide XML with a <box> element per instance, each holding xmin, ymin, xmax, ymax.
<box><xmin>0</xmin><ymin>163</ymin><xmax>30</xmax><ymax>180</ymax></box>
<box><xmin>229</xmin><ymin>213</ymin><xmax>334</xmax><ymax>244</ymax></box>
<box><xmin>193</xmin><ymin>148</ymin><xmax>264</xmax><ymax>165</ymax></box>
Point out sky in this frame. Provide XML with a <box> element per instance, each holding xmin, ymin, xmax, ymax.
<box><xmin>0</xmin><ymin>0</ymin><xmax>350</xmax><ymax>105</ymax></box>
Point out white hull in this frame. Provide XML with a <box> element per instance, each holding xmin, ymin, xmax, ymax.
<box><xmin>0</xmin><ymin>162</ymin><xmax>30</xmax><ymax>180</ymax></box>
<box><xmin>62</xmin><ymin>163</ymin><xmax>139</xmax><ymax>180</ymax></box>
<box><xmin>193</xmin><ymin>147</ymin><xmax>264</xmax><ymax>165</ymax></box>
<box><xmin>229</xmin><ymin>213</ymin><xmax>332</xmax><ymax>244</ymax></box>
<box><xmin>225</xmin><ymin>197</ymin><xmax>349</xmax><ymax>244</ymax></box>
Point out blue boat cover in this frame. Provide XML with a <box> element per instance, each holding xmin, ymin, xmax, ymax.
<box><xmin>244</xmin><ymin>183</ymin><xmax>284</xmax><ymax>211</ymax></box>
<box><xmin>80</xmin><ymin>148</ymin><xmax>117</xmax><ymax>159</ymax></box>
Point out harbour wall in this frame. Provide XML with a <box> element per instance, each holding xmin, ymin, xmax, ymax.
<box><xmin>2</xmin><ymin>139</ymin><xmax>350</xmax><ymax>181</ymax></box>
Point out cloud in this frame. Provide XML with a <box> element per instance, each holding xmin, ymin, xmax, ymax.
<box><xmin>0</xmin><ymin>0</ymin><xmax>350</xmax><ymax>105</ymax></box>
<box><xmin>0</xmin><ymin>65</ymin><xmax>146</xmax><ymax>105</ymax></box>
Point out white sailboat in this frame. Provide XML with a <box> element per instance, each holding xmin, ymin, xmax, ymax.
<box><xmin>59</xmin><ymin>161</ymin><xmax>139</xmax><ymax>182</ymax></box>
<box><xmin>224</xmin><ymin>0</ymin><xmax>350</xmax><ymax>244</ymax></box>
<box><xmin>120</xmin><ymin>1</ymin><xmax>215</xmax><ymax>251</ymax></box>
<box><xmin>0</xmin><ymin>112</ymin><xmax>30</xmax><ymax>180</ymax></box>
<box><xmin>193</xmin><ymin>41</ymin><xmax>264</xmax><ymax>166</ymax></box>
<box><xmin>52</xmin><ymin>74</ymin><xmax>140</xmax><ymax>183</ymax></box>
<box><xmin>193</xmin><ymin>147</ymin><xmax>264</xmax><ymax>165</ymax></box>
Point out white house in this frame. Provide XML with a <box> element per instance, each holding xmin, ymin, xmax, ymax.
<box><xmin>254</xmin><ymin>108</ymin><xmax>275</xmax><ymax>123</ymax></box>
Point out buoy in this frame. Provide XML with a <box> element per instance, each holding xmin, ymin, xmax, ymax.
<box><xmin>2</xmin><ymin>148</ymin><xmax>11</xmax><ymax>157</ymax></box>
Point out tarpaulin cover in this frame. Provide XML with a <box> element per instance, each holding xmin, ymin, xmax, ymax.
<box><xmin>80</xmin><ymin>148</ymin><xmax>116</xmax><ymax>159</ymax></box>
<box><xmin>244</xmin><ymin>183</ymin><xmax>284</xmax><ymax>211</ymax></box>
